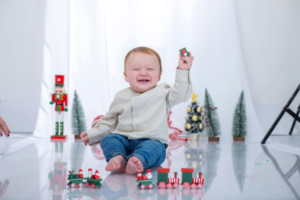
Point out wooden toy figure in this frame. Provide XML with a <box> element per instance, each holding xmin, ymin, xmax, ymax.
<box><xmin>50</xmin><ymin>75</ymin><xmax>68</xmax><ymax>139</ymax></box>
<box><xmin>78</xmin><ymin>169</ymin><xmax>83</xmax><ymax>178</ymax></box>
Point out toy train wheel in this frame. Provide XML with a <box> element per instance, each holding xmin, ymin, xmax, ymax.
<box><xmin>166</xmin><ymin>183</ymin><xmax>172</xmax><ymax>189</ymax></box>
<box><xmin>173</xmin><ymin>183</ymin><xmax>179</xmax><ymax>188</ymax></box>
<box><xmin>158</xmin><ymin>182</ymin><xmax>165</xmax><ymax>189</ymax></box>
<box><xmin>197</xmin><ymin>183</ymin><xmax>203</xmax><ymax>189</ymax></box>
<box><xmin>71</xmin><ymin>183</ymin><xmax>75</xmax><ymax>188</ymax></box>
<box><xmin>140</xmin><ymin>185</ymin><xmax>145</xmax><ymax>189</ymax></box>
<box><xmin>149</xmin><ymin>184</ymin><xmax>153</xmax><ymax>189</ymax></box>
<box><xmin>92</xmin><ymin>184</ymin><xmax>95</xmax><ymax>188</ymax></box>
<box><xmin>191</xmin><ymin>183</ymin><xmax>196</xmax><ymax>189</ymax></box>
<box><xmin>86</xmin><ymin>183</ymin><xmax>89</xmax><ymax>187</ymax></box>
<box><xmin>79</xmin><ymin>183</ymin><xmax>83</xmax><ymax>187</ymax></box>
<box><xmin>183</xmin><ymin>182</ymin><xmax>190</xmax><ymax>189</ymax></box>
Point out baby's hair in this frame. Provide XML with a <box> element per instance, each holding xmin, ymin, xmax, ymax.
<box><xmin>124</xmin><ymin>46</ymin><xmax>162</xmax><ymax>73</ymax></box>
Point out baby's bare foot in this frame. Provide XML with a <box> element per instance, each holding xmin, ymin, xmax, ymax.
<box><xmin>105</xmin><ymin>155</ymin><xmax>125</xmax><ymax>173</ymax></box>
<box><xmin>125</xmin><ymin>156</ymin><xmax>144</xmax><ymax>175</ymax></box>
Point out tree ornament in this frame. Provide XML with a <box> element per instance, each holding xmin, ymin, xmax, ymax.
<box><xmin>199</xmin><ymin>123</ymin><xmax>204</xmax><ymax>130</ymax></box>
<box><xmin>187</xmin><ymin>107</ymin><xmax>191</xmax><ymax>113</ymax></box>
<box><xmin>192</xmin><ymin>161</ymin><xmax>197</xmax><ymax>168</ymax></box>
<box><xmin>192</xmin><ymin>115</ymin><xmax>198</xmax><ymax>121</ymax></box>
<box><xmin>191</xmin><ymin>91</ymin><xmax>198</xmax><ymax>102</ymax></box>
<box><xmin>185</xmin><ymin>115</ymin><xmax>188</xmax><ymax>120</ymax></box>
<box><xmin>197</xmin><ymin>106</ymin><xmax>202</xmax><ymax>113</ymax></box>
<box><xmin>185</xmin><ymin>153</ymin><xmax>191</xmax><ymax>159</ymax></box>
<box><xmin>186</xmin><ymin>123</ymin><xmax>192</xmax><ymax>130</ymax></box>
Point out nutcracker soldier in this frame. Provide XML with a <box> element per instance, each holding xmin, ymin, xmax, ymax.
<box><xmin>50</xmin><ymin>75</ymin><xmax>68</xmax><ymax>140</ymax></box>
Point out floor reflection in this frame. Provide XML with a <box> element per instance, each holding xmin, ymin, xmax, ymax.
<box><xmin>232</xmin><ymin>141</ymin><xmax>247</xmax><ymax>193</ymax></box>
<box><xmin>262</xmin><ymin>145</ymin><xmax>300</xmax><ymax>200</ymax></box>
<box><xmin>48</xmin><ymin>142</ymin><xmax>67</xmax><ymax>199</ymax></box>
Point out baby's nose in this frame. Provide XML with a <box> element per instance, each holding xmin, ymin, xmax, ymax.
<box><xmin>139</xmin><ymin>71</ymin><xmax>147</xmax><ymax>76</ymax></box>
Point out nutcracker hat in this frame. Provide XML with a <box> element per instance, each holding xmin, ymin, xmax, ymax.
<box><xmin>146</xmin><ymin>169</ymin><xmax>151</xmax><ymax>173</ymax></box>
<box><xmin>55</xmin><ymin>75</ymin><xmax>65</xmax><ymax>86</ymax></box>
<box><xmin>88</xmin><ymin>168</ymin><xmax>92</xmax><ymax>171</ymax></box>
<box><xmin>95</xmin><ymin>170</ymin><xmax>99</xmax><ymax>174</ymax></box>
<box><xmin>79</xmin><ymin>169</ymin><xmax>83</xmax><ymax>172</ymax></box>
<box><xmin>137</xmin><ymin>170</ymin><xmax>142</xmax><ymax>175</ymax></box>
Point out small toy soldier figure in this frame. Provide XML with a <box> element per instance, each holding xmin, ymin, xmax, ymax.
<box><xmin>146</xmin><ymin>169</ymin><xmax>152</xmax><ymax>179</ymax></box>
<box><xmin>92</xmin><ymin>170</ymin><xmax>100</xmax><ymax>179</ymax></box>
<box><xmin>88</xmin><ymin>168</ymin><xmax>92</xmax><ymax>178</ymax></box>
<box><xmin>78</xmin><ymin>169</ymin><xmax>83</xmax><ymax>178</ymax></box>
<box><xmin>136</xmin><ymin>170</ymin><xmax>142</xmax><ymax>180</ymax></box>
<box><xmin>50</xmin><ymin>75</ymin><xmax>68</xmax><ymax>138</ymax></box>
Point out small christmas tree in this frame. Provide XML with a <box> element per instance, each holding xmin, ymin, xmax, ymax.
<box><xmin>203</xmin><ymin>89</ymin><xmax>221</xmax><ymax>141</ymax></box>
<box><xmin>232</xmin><ymin>91</ymin><xmax>247</xmax><ymax>140</ymax></box>
<box><xmin>71</xmin><ymin>90</ymin><xmax>87</xmax><ymax>138</ymax></box>
<box><xmin>184</xmin><ymin>91</ymin><xmax>204</xmax><ymax>141</ymax></box>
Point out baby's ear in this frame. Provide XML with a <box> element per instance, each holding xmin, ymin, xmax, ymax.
<box><xmin>158</xmin><ymin>72</ymin><xmax>162</xmax><ymax>81</ymax></box>
<box><xmin>123</xmin><ymin>71</ymin><xmax>128</xmax><ymax>82</ymax></box>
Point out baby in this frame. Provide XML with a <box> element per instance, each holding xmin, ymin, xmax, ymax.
<box><xmin>81</xmin><ymin>47</ymin><xmax>194</xmax><ymax>175</ymax></box>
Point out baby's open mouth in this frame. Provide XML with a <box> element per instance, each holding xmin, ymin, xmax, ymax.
<box><xmin>138</xmin><ymin>79</ymin><xmax>150</xmax><ymax>82</ymax></box>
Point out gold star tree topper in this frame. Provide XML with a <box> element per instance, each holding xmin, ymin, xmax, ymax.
<box><xmin>191</xmin><ymin>91</ymin><xmax>198</xmax><ymax>102</ymax></box>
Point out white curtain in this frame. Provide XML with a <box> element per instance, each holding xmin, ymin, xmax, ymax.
<box><xmin>34</xmin><ymin>0</ymin><xmax>263</xmax><ymax>142</ymax></box>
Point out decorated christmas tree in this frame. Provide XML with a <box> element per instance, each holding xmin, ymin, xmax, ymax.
<box><xmin>185</xmin><ymin>91</ymin><xmax>204</xmax><ymax>140</ymax></box>
<box><xmin>203</xmin><ymin>89</ymin><xmax>221</xmax><ymax>141</ymax></box>
<box><xmin>232</xmin><ymin>91</ymin><xmax>247</xmax><ymax>140</ymax></box>
<box><xmin>71</xmin><ymin>90</ymin><xmax>87</xmax><ymax>138</ymax></box>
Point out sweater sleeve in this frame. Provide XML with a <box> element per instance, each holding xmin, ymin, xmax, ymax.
<box><xmin>86</xmin><ymin>95</ymin><xmax>119</xmax><ymax>146</ymax></box>
<box><xmin>166</xmin><ymin>68</ymin><xmax>193</xmax><ymax>110</ymax></box>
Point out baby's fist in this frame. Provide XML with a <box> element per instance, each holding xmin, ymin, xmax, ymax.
<box><xmin>178</xmin><ymin>51</ymin><xmax>194</xmax><ymax>71</ymax></box>
<box><xmin>80</xmin><ymin>131</ymin><xmax>89</xmax><ymax>146</ymax></box>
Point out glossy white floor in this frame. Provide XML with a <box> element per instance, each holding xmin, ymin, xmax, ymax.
<box><xmin>0</xmin><ymin>133</ymin><xmax>300</xmax><ymax>200</ymax></box>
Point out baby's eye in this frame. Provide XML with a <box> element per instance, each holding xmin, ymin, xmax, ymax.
<box><xmin>147</xmin><ymin>68</ymin><xmax>154</xmax><ymax>70</ymax></box>
<box><xmin>133</xmin><ymin>68</ymin><xmax>140</xmax><ymax>70</ymax></box>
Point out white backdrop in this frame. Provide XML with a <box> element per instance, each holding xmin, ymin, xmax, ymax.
<box><xmin>33</xmin><ymin>0</ymin><xmax>263</xmax><ymax>141</ymax></box>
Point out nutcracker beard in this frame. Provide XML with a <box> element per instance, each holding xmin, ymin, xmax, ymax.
<box><xmin>55</xmin><ymin>112</ymin><xmax>64</xmax><ymax>136</ymax></box>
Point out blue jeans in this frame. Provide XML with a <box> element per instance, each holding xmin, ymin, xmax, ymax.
<box><xmin>100</xmin><ymin>133</ymin><xmax>166</xmax><ymax>170</ymax></box>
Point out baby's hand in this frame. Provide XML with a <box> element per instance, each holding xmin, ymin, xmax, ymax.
<box><xmin>178</xmin><ymin>51</ymin><xmax>194</xmax><ymax>70</ymax></box>
<box><xmin>80</xmin><ymin>131</ymin><xmax>89</xmax><ymax>146</ymax></box>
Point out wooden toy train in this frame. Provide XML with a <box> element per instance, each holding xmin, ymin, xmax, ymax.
<box><xmin>67</xmin><ymin>168</ymin><xmax>102</xmax><ymax>188</ymax></box>
<box><xmin>136</xmin><ymin>168</ymin><xmax>204</xmax><ymax>189</ymax></box>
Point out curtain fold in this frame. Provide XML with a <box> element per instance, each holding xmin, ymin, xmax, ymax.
<box><xmin>34</xmin><ymin>0</ymin><xmax>263</xmax><ymax>141</ymax></box>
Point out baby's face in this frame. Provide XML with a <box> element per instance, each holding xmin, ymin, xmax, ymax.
<box><xmin>124</xmin><ymin>52</ymin><xmax>161</xmax><ymax>93</ymax></box>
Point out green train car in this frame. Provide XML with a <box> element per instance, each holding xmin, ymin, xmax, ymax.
<box><xmin>67</xmin><ymin>172</ymin><xmax>85</xmax><ymax>188</ymax></box>
<box><xmin>67</xmin><ymin>169</ymin><xmax>102</xmax><ymax>188</ymax></box>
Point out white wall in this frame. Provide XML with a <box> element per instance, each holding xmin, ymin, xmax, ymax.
<box><xmin>235</xmin><ymin>0</ymin><xmax>300</xmax><ymax>133</ymax></box>
<box><xmin>0</xmin><ymin>0</ymin><xmax>45</xmax><ymax>132</ymax></box>
<box><xmin>0</xmin><ymin>0</ymin><xmax>299</xmax><ymax>133</ymax></box>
